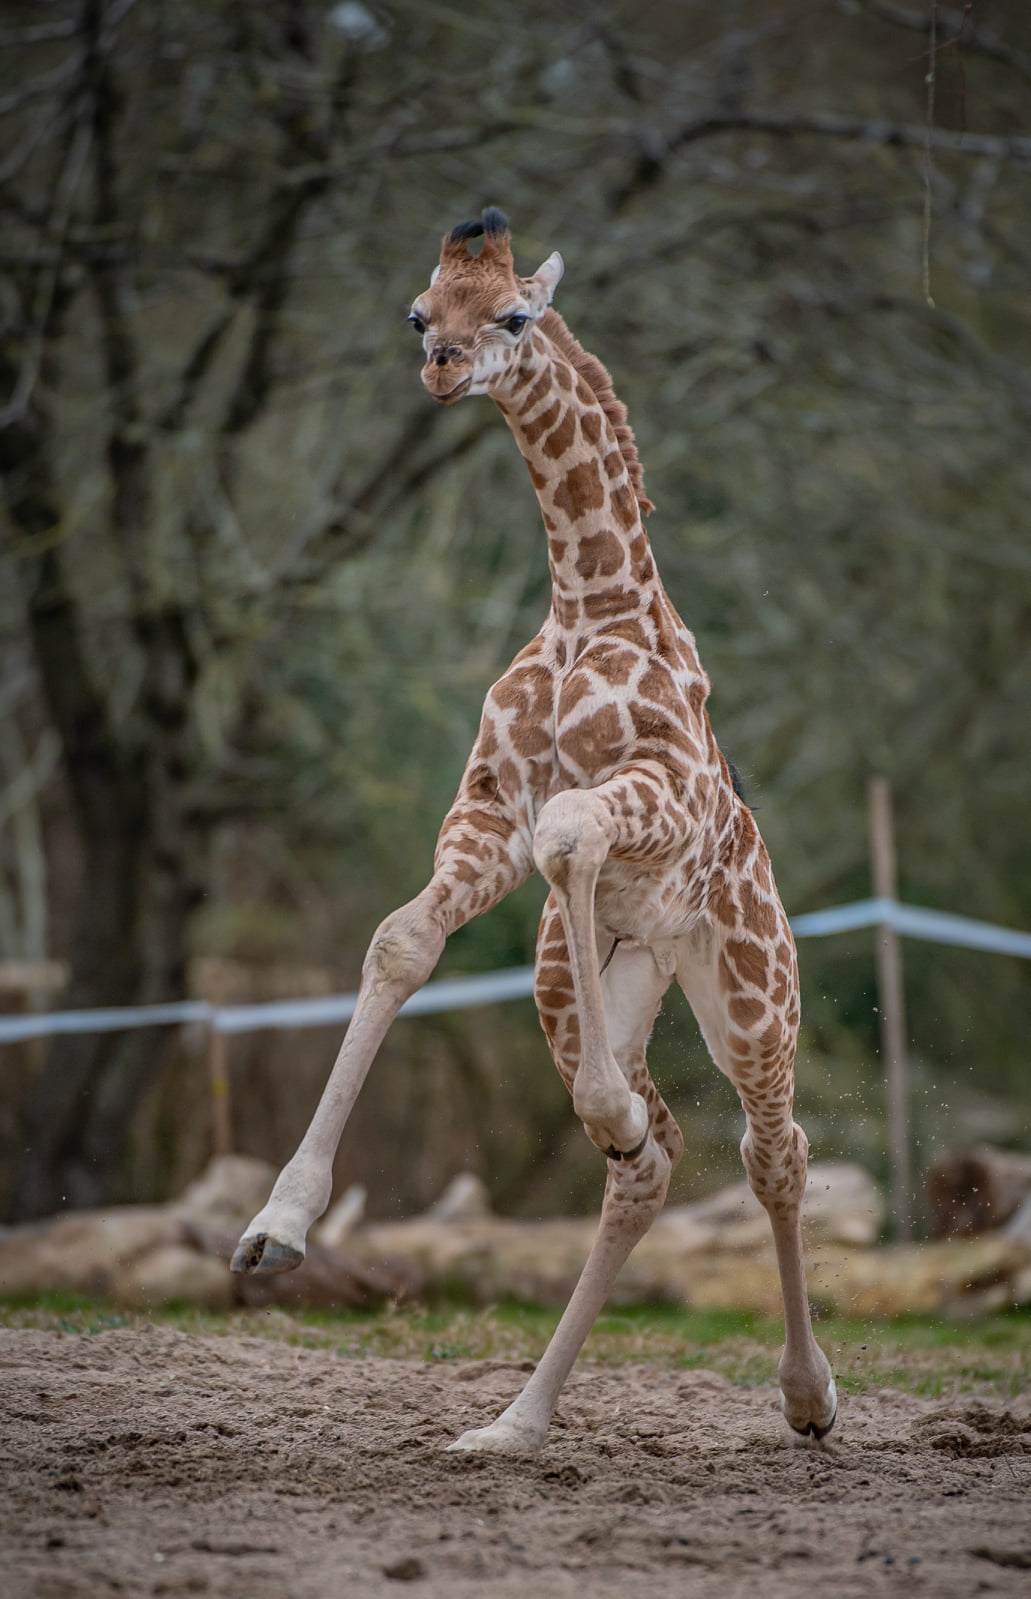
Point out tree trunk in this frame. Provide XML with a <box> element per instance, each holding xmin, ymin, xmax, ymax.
<box><xmin>1</xmin><ymin>358</ymin><xmax>201</xmax><ymax>1218</ymax></box>
<box><xmin>7</xmin><ymin>541</ymin><xmax>201</xmax><ymax>1219</ymax></box>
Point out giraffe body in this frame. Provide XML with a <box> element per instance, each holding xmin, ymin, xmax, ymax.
<box><xmin>233</xmin><ymin>209</ymin><xmax>836</xmax><ymax>1451</ymax></box>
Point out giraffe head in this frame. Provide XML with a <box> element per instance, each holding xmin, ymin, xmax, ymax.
<box><xmin>409</xmin><ymin>208</ymin><xmax>564</xmax><ymax>404</ymax></box>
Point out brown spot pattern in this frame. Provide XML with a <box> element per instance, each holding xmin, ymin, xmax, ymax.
<box><xmin>523</xmin><ymin>398</ymin><xmax>562</xmax><ymax>446</ymax></box>
<box><xmin>558</xmin><ymin>703</ymin><xmax>624</xmax><ymax>772</ymax></box>
<box><xmin>727</xmin><ymin>938</ymin><xmax>768</xmax><ymax>989</ymax></box>
<box><xmin>575</xmin><ymin>531</ymin><xmax>625</xmax><ymax>580</ymax></box>
<box><xmin>464</xmin><ymin>764</ymin><xmax>498</xmax><ymax>802</ymax></box>
<box><xmin>610</xmin><ymin>481</ymin><xmax>639</xmax><ymax>532</ymax></box>
<box><xmin>543</xmin><ymin>406</ymin><xmax>577</xmax><ymax>459</ymax></box>
<box><xmin>591</xmin><ymin>647</ymin><xmax>639</xmax><ymax>686</ymax></box>
<box><xmin>552</xmin><ymin>459</ymin><xmax>606</xmax><ymax>520</ymax></box>
<box><xmin>518</xmin><ymin>370</ymin><xmax>553</xmax><ymax>415</ymax></box>
<box><xmin>584</xmin><ymin>586</ymin><xmax>635</xmax><ymax>621</ymax></box>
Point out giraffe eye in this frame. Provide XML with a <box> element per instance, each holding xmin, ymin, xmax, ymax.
<box><xmin>505</xmin><ymin>315</ymin><xmax>527</xmax><ymax>335</ymax></box>
<box><xmin>408</xmin><ymin>314</ymin><xmax>427</xmax><ymax>334</ymax></box>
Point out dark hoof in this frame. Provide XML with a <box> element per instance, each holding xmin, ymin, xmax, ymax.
<box><xmin>791</xmin><ymin>1407</ymin><xmax>837</xmax><ymax>1442</ymax></box>
<box><xmin>230</xmin><ymin>1234</ymin><xmax>304</xmax><ymax>1276</ymax></box>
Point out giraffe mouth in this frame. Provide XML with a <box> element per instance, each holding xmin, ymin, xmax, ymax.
<box><xmin>433</xmin><ymin>376</ymin><xmax>472</xmax><ymax>405</ymax></box>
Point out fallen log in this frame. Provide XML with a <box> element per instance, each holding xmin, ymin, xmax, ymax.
<box><xmin>3</xmin><ymin>1154</ymin><xmax>1030</xmax><ymax>1317</ymax></box>
<box><xmin>927</xmin><ymin>1145</ymin><xmax>1031</xmax><ymax>1238</ymax></box>
<box><xmin>0</xmin><ymin>1208</ymin><xmax>192</xmax><ymax>1301</ymax></box>
<box><xmin>806</xmin><ymin>1234</ymin><xmax>1030</xmax><ymax>1318</ymax></box>
<box><xmin>343</xmin><ymin>1163</ymin><xmax>867</xmax><ymax>1309</ymax></box>
<box><xmin>342</xmin><ymin>1161</ymin><xmax>1031</xmax><ymax>1316</ymax></box>
<box><xmin>0</xmin><ymin>1155</ymin><xmax>419</xmax><ymax>1311</ymax></box>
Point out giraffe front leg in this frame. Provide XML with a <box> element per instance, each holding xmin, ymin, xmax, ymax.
<box><xmin>530</xmin><ymin>790</ymin><xmax>649</xmax><ymax>1156</ymax></box>
<box><xmin>231</xmin><ymin>890</ymin><xmax>449</xmax><ymax>1274</ymax></box>
<box><xmin>232</xmin><ymin>791</ymin><xmax>532</xmax><ymax>1276</ymax></box>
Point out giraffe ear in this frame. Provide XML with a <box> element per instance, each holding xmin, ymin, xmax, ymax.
<box><xmin>525</xmin><ymin>251</ymin><xmax>564</xmax><ymax>310</ymax></box>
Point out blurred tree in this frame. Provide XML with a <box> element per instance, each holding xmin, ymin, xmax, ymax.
<box><xmin>0</xmin><ymin>0</ymin><xmax>480</xmax><ymax>1211</ymax></box>
<box><xmin>0</xmin><ymin>0</ymin><xmax>1028</xmax><ymax>1218</ymax></box>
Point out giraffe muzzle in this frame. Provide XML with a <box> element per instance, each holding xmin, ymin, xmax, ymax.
<box><xmin>423</xmin><ymin>369</ymin><xmax>471</xmax><ymax>405</ymax></box>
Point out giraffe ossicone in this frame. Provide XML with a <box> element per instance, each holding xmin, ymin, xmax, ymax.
<box><xmin>232</xmin><ymin>208</ymin><xmax>836</xmax><ymax>1452</ymax></box>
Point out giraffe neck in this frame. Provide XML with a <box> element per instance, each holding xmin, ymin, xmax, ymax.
<box><xmin>494</xmin><ymin>332</ymin><xmax>659</xmax><ymax>638</ymax></box>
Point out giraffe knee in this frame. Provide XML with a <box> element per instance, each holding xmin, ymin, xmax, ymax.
<box><xmin>364</xmin><ymin>901</ymin><xmax>445</xmax><ymax>993</ymax></box>
<box><xmin>532</xmin><ymin>792</ymin><xmax>609</xmax><ymax>889</ymax></box>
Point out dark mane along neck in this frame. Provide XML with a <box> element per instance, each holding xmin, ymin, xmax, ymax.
<box><xmin>537</xmin><ymin>308</ymin><xmax>654</xmax><ymax>518</ymax></box>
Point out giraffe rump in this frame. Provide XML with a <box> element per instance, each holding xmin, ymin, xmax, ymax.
<box><xmin>538</xmin><ymin>307</ymin><xmax>655</xmax><ymax>518</ymax></box>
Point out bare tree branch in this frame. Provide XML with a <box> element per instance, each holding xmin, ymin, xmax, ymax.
<box><xmin>0</xmin><ymin>113</ymin><xmax>92</xmax><ymax>429</ymax></box>
<box><xmin>0</xmin><ymin>20</ymin><xmax>79</xmax><ymax>48</ymax></box>
<box><xmin>675</xmin><ymin>106</ymin><xmax>1031</xmax><ymax>162</ymax></box>
<box><xmin>0</xmin><ymin>51</ymin><xmax>83</xmax><ymax>118</ymax></box>
<box><xmin>856</xmin><ymin>0</ymin><xmax>1031</xmax><ymax>85</ymax></box>
<box><xmin>219</xmin><ymin>183</ymin><xmax>327</xmax><ymax>437</ymax></box>
<box><xmin>0</xmin><ymin>99</ymin><xmax>74</xmax><ymax>188</ymax></box>
<box><xmin>611</xmin><ymin>105</ymin><xmax>1031</xmax><ymax>209</ymax></box>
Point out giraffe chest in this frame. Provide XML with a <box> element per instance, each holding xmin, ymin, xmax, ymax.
<box><xmin>477</xmin><ymin>611</ymin><xmax>720</xmax><ymax>892</ymax></box>
<box><xmin>484</xmin><ymin>620</ymin><xmax>704</xmax><ymax>755</ymax></box>
<box><xmin>552</xmin><ymin>630</ymin><xmax>711</xmax><ymax>792</ymax></box>
<box><xmin>594</xmin><ymin>864</ymin><xmax>698</xmax><ymax>944</ymax></box>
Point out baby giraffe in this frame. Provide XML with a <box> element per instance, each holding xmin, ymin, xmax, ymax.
<box><xmin>232</xmin><ymin>208</ymin><xmax>836</xmax><ymax>1453</ymax></box>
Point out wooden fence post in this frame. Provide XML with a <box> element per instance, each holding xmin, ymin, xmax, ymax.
<box><xmin>868</xmin><ymin>776</ymin><xmax>912</xmax><ymax>1241</ymax></box>
<box><xmin>206</xmin><ymin>983</ymin><xmax>233</xmax><ymax>1158</ymax></box>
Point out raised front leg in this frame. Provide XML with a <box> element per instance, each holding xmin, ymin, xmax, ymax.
<box><xmin>232</xmin><ymin>790</ymin><xmax>532</xmax><ymax>1275</ymax></box>
<box><xmin>530</xmin><ymin>786</ymin><xmax>652</xmax><ymax>1157</ymax></box>
<box><xmin>230</xmin><ymin>887</ymin><xmax>448</xmax><ymax>1273</ymax></box>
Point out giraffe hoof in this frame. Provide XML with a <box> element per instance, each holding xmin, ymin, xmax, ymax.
<box><xmin>446</xmin><ymin>1418</ymin><xmax>545</xmax><ymax>1456</ymax></box>
<box><xmin>789</xmin><ymin>1409</ymin><xmax>837</xmax><ymax>1442</ymax></box>
<box><xmin>781</xmin><ymin>1375</ymin><xmax>837</xmax><ymax>1441</ymax></box>
<box><xmin>230</xmin><ymin>1233</ymin><xmax>304</xmax><ymax>1275</ymax></box>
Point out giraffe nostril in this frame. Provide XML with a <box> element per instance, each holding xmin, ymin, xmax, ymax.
<box><xmin>435</xmin><ymin>351</ymin><xmax>448</xmax><ymax>366</ymax></box>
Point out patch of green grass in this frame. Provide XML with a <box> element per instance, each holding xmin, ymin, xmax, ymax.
<box><xmin>1</xmin><ymin>1294</ymin><xmax>1027</xmax><ymax>1400</ymax></box>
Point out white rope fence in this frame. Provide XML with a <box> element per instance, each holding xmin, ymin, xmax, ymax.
<box><xmin>1</xmin><ymin>896</ymin><xmax>1029</xmax><ymax>1045</ymax></box>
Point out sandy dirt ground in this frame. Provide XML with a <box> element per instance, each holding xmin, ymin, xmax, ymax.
<box><xmin>2</xmin><ymin>1324</ymin><xmax>1030</xmax><ymax>1599</ymax></box>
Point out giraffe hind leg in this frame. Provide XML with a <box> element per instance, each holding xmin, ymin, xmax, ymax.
<box><xmin>448</xmin><ymin>921</ymin><xmax>679</xmax><ymax>1454</ymax></box>
<box><xmin>676</xmin><ymin>909</ymin><xmax>837</xmax><ymax>1441</ymax></box>
<box><xmin>741</xmin><ymin>1119</ymin><xmax>837</xmax><ymax>1439</ymax></box>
